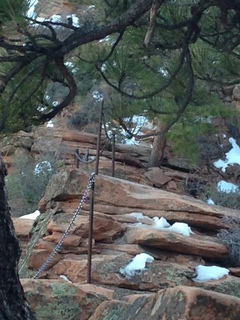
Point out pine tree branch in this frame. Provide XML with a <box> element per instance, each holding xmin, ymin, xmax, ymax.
<box><xmin>54</xmin><ymin>0</ymin><xmax>154</xmax><ymax>57</ymax></box>
<box><xmin>144</xmin><ymin>0</ymin><xmax>164</xmax><ymax>47</ymax></box>
<box><xmin>39</xmin><ymin>57</ymin><xmax>77</xmax><ymax>121</ymax></box>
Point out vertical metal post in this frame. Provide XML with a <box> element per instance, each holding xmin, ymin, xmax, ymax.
<box><xmin>87</xmin><ymin>178</ymin><xmax>95</xmax><ymax>284</ymax></box>
<box><xmin>95</xmin><ymin>100</ymin><xmax>104</xmax><ymax>175</ymax></box>
<box><xmin>75</xmin><ymin>149</ymin><xmax>80</xmax><ymax>168</ymax></box>
<box><xmin>111</xmin><ymin>131</ymin><xmax>115</xmax><ymax>177</ymax></box>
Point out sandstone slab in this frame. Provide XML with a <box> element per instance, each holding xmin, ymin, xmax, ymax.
<box><xmin>12</xmin><ymin>218</ymin><xmax>34</xmax><ymax>239</ymax></box>
<box><xmin>47</xmin><ymin>212</ymin><xmax>126</xmax><ymax>243</ymax></box>
<box><xmin>124</xmin><ymin>226</ymin><xmax>228</xmax><ymax>259</ymax></box>
<box><xmin>21</xmin><ymin>279</ymin><xmax>112</xmax><ymax>320</ymax></box>
<box><xmin>39</xmin><ymin>170</ymin><xmax>240</xmax><ymax>232</ymax></box>
<box><xmin>89</xmin><ymin>286</ymin><xmax>240</xmax><ymax>320</ymax></box>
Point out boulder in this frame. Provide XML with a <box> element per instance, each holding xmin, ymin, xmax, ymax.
<box><xmin>144</xmin><ymin>167</ymin><xmax>172</xmax><ymax>187</ymax></box>
<box><xmin>46</xmin><ymin>212</ymin><xmax>126</xmax><ymax>243</ymax></box>
<box><xmin>21</xmin><ymin>279</ymin><xmax>113</xmax><ymax>320</ymax></box>
<box><xmin>89</xmin><ymin>286</ymin><xmax>240</xmax><ymax>320</ymax></box>
<box><xmin>39</xmin><ymin>170</ymin><xmax>240</xmax><ymax>232</ymax></box>
<box><xmin>124</xmin><ymin>226</ymin><xmax>228</xmax><ymax>259</ymax></box>
<box><xmin>13</xmin><ymin>218</ymin><xmax>34</xmax><ymax>239</ymax></box>
<box><xmin>52</xmin><ymin>253</ymin><xmax>192</xmax><ymax>290</ymax></box>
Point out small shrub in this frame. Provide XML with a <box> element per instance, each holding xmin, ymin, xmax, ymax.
<box><xmin>35</xmin><ymin>283</ymin><xmax>81</xmax><ymax>320</ymax></box>
<box><xmin>6</xmin><ymin>153</ymin><xmax>57</xmax><ymax>217</ymax></box>
<box><xmin>201</xmin><ymin>184</ymin><xmax>240</xmax><ymax>210</ymax></box>
<box><xmin>217</xmin><ymin>217</ymin><xmax>240</xmax><ymax>267</ymax></box>
<box><xmin>185</xmin><ymin>174</ymin><xmax>206</xmax><ymax>198</ymax></box>
<box><xmin>67</xmin><ymin>111</ymin><xmax>89</xmax><ymax>129</ymax></box>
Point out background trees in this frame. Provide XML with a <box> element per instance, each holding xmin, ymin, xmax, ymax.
<box><xmin>1</xmin><ymin>0</ymin><xmax>240</xmax><ymax>317</ymax></box>
<box><xmin>1</xmin><ymin>0</ymin><xmax>240</xmax><ymax>165</ymax></box>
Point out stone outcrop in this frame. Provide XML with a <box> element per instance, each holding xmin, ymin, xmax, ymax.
<box><xmin>11</xmin><ymin>169</ymin><xmax>240</xmax><ymax>319</ymax></box>
<box><xmin>90</xmin><ymin>285</ymin><xmax>240</xmax><ymax>320</ymax></box>
<box><xmin>3</xmin><ymin>105</ymin><xmax>240</xmax><ymax>318</ymax></box>
<box><xmin>22</xmin><ymin>279</ymin><xmax>114</xmax><ymax>320</ymax></box>
<box><xmin>21</xmin><ymin>279</ymin><xmax>240</xmax><ymax>320</ymax></box>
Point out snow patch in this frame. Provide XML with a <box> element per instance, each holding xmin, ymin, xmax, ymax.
<box><xmin>20</xmin><ymin>210</ymin><xmax>40</xmax><ymax>220</ymax></box>
<box><xmin>168</xmin><ymin>222</ymin><xmax>194</xmax><ymax>237</ymax></box>
<box><xmin>193</xmin><ymin>265</ymin><xmax>229</xmax><ymax>282</ymax></box>
<box><xmin>119</xmin><ymin>253</ymin><xmax>154</xmax><ymax>278</ymax></box>
<box><xmin>34</xmin><ymin>161</ymin><xmax>52</xmax><ymax>174</ymax></box>
<box><xmin>46</xmin><ymin>120</ymin><xmax>54</xmax><ymax>128</ymax></box>
<box><xmin>152</xmin><ymin>217</ymin><xmax>170</xmax><ymax>228</ymax></box>
<box><xmin>207</xmin><ymin>198</ymin><xmax>215</xmax><ymax>205</ymax></box>
<box><xmin>217</xmin><ymin>180</ymin><xmax>239</xmax><ymax>193</ymax></box>
<box><xmin>60</xmin><ymin>275</ymin><xmax>72</xmax><ymax>283</ymax></box>
<box><xmin>66</xmin><ymin>14</ymin><xmax>80</xmax><ymax>27</ymax></box>
<box><xmin>128</xmin><ymin>212</ymin><xmax>152</xmax><ymax>222</ymax></box>
<box><xmin>27</xmin><ymin>0</ymin><xmax>38</xmax><ymax>18</ymax></box>
<box><xmin>126</xmin><ymin>215</ymin><xmax>194</xmax><ymax>237</ymax></box>
<box><xmin>153</xmin><ymin>217</ymin><xmax>194</xmax><ymax>236</ymax></box>
<box><xmin>214</xmin><ymin>137</ymin><xmax>240</xmax><ymax>172</ymax></box>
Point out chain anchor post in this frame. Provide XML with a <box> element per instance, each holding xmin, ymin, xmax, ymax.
<box><xmin>33</xmin><ymin>173</ymin><xmax>95</xmax><ymax>280</ymax></box>
<box><xmin>87</xmin><ymin>173</ymin><xmax>95</xmax><ymax>283</ymax></box>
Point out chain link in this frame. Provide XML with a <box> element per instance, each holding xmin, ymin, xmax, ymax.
<box><xmin>33</xmin><ymin>172</ymin><xmax>96</xmax><ymax>279</ymax></box>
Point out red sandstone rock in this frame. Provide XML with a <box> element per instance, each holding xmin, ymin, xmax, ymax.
<box><xmin>124</xmin><ymin>226</ymin><xmax>228</xmax><ymax>259</ymax></box>
<box><xmin>12</xmin><ymin>218</ymin><xmax>34</xmax><ymax>239</ymax></box>
<box><xmin>144</xmin><ymin>167</ymin><xmax>172</xmax><ymax>187</ymax></box>
<box><xmin>47</xmin><ymin>212</ymin><xmax>126</xmax><ymax>243</ymax></box>
<box><xmin>21</xmin><ymin>279</ymin><xmax>112</xmax><ymax>320</ymax></box>
<box><xmin>28</xmin><ymin>249</ymin><xmax>62</xmax><ymax>270</ymax></box>
<box><xmin>89</xmin><ymin>286</ymin><xmax>240</xmax><ymax>320</ymax></box>
<box><xmin>43</xmin><ymin>231</ymin><xmax>82</xmax><ymax>247</ymax></box>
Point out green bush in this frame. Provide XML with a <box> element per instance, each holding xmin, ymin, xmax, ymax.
<box><xmin>67</xmin><ymin>111</ymin><xmax>89</xmax><ymax>129</ymax></box>
<box><xmin>201</xmin><ymin>184</ymin><xmax>240</xmax><ymax>210</ymax></box>
<box><xmin>217</xmin><ymin>217</ymin><xmax>240</xmax><ymax>267</ymax></box>
<box><xmin>6</xmin><ymin>153</ymin><xmax>57</xmax><ymax>217</ymax></box>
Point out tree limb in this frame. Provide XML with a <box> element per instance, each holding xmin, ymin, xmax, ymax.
<box><xmin>39</xmin><ymin>57</ymin><xmax>77</xmax><ymax>121</ymax></box>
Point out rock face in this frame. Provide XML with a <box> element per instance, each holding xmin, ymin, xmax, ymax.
<box><xmin>11</xmin><ymin>168</ymin><xmax>240</xmax><ymax>318</ymax></box>
<box><xmin>21</xmin><ymin>279</ymin><xmax>240</xmax><ymax>320</ymax></box>
<box><xmin>90</xmin><ymin>286</ymin><xmax>240</xmax><ymax>320</ymax></box>
<box><xmin>1</xmin><ymin>100</ymin><xmax>240</xmax><ymax>318</ymax></box>
<box><xmin>21</xmin><ymin>279</ymin><xmax>114</xmax><ymax>320</ymax></box>
<box><xmin>2</xmin><ymin>100</ymin><xmax>240</xmax><ymax>318</ymax></box>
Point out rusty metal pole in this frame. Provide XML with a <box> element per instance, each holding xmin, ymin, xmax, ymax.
<box><xmin>95</xmin><ymin>100</ymin><xmax>104</xmax><ymax>175</ymax></box>
<box><xmin>111</xmin><ymin>131</ymin><xmax>115</xmax><ymax>177</ymax></box>
<box><xmin>75</xmin><ymin>149</ymin><xmax>80</xmax><ymax>168</ymax></box>
<box><xmin>87</xmin><ymin>177</ymin><xmax>95</xmax><ymax>284</ymax></box>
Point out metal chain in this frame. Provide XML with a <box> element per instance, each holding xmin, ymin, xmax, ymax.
<box><xmin>33</xmin><ymin>172</ymin><xmax>96</xmax><ymax>279</ymax></box>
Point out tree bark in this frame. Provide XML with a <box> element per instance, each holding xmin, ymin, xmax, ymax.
<box><xmin>0</xmin><ymin>156</ymin><xmax>35</xmax><ymax>320</ymax></box>
<box><xmin>147</xmin><ymin>120</ymin><xmax>167</xmax><ymax>168</ymax></box>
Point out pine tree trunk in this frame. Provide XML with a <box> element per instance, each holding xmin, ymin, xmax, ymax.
<box><xmin>0</xmin><ymin>156</ymin><xmax>35</xmax><ymax>320</ymax></box>
<box><xmin>147</xmin><ymin>120</ymin><xmax>167</xmax><ymax>168</ymax></box>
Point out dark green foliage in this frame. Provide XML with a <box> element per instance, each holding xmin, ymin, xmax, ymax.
<box><xmin>0</xmin><ymin>0</ymin><xmax>28</xmax><ymax>25</ymax></box>
<box><xmin>0</xmin><ymin>0</ymin><xmax>240</xmax><ymax>163</ymax></box>
<box><xmin>166</xmin><ymin>90</ymin><xmax>232</xmax><ymax>164</ymax></box>
<box><xmin>0</xmin><ymin>59</ymin><xmax>49</xmax><ymax>133</ymax></box>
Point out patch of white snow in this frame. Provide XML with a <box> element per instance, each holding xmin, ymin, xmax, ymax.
<box><xmin>207</xmin><ymin>198</ymin><xmax>215</xmax><ymax>205</ymax></box>
<box><xmin>217</xmin><ymin>180</ymin><xmax>239</xmax><ymax>193</ymax></box>
<box><xmin>60</xmin><ymin>275</ymin><xmax>72</xmax><ymax>283</ymax></box>
<box><xmin>153</xmin><ymin>217</ymin><xmax>171</xmax><ymax>228</ymax></box>
<box><xmin>119</xmin><ymin>253</ymin><xmax>154</xmax><ymax>278</ymax></box>
<box><xmin>193</xmin><ymin>265</ymin><xmax>229</xmax><ymax>282</ymax></box>
<box><xmin>20</xmin><ymin>210</ymin><xmax>40</xmax><ymax>220</ymax></box>
<box><xmin>214</xmin><ymin>137</ymin><xmax>240</xmax><ymax>172</ymax></box>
